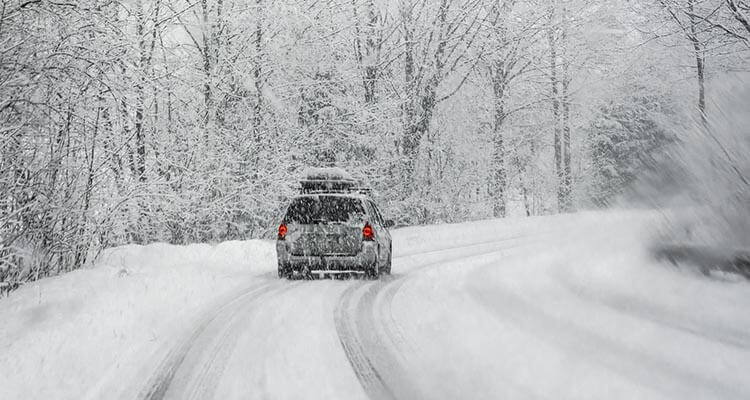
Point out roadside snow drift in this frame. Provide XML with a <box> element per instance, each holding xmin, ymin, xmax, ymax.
<box><xmin>0</xmin><ymin>240</ymin><xmax>275</xmax><ymax>400</ymax></box>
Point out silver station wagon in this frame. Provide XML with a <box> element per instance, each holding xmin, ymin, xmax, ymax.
<box><xmin>276</xmin><ymin>168</ymin><xmax>394</xmax><ymax>279</ymax></box>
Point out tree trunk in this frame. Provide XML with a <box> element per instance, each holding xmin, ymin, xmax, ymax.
<box><xmin>548</xmin><ymin>22</ymin><xmax>564</xmax><ymax>211</ymax></box>
<box><xmin>134</xmin><ymin>0</ymin><xmax>148</xmax><ymax>183</ymax></box>
<box><xmin>688</xmin><ymin>0</ymin><xmax>707</xmax><ymax>126</ymax></box>
<box><xmin>253</xmin><ymin>0</ymin><xmax>264</xmax><ymax>142</ymax></box>
<box><xmin>363</xmin><ymin>0</ymin><xmax>379</xmax><ymax>104</ymax></box>
<box><xmin>690</xmin><ymin>38</ymin><xmax>706</xmax><ymax>126</ymax></box>
<box><xmin>561</xmin><ymin>61</ymin><xmax>572</xmax><ymax>212</ymax></box>
<box><xmin>560</xmin><ymin>9</ymin><xmax>572</xmax><ymax>212</ymax></box>
<box><xmin>401</xmin><ymin>0</ymin><xmax>449</xmax><ymax>200</ymax></box>
<box><xmin>401</xmin><ymin>0</ymin><xmax>417</xmax><ymax>194</ymax></box>
<box><xmin>201</xmin><ymin>0</ymin><xmax>213</xmax><ymax>143</ymax></box>
<box><xmin>490</xmin><ymin>61</ymin><xmax>507</xmax><ymax>218</ymax></box>
<box><xmin>74</xmin><ymin>100</ymin><xmax>100</xmax><ymax>269</ymax></box>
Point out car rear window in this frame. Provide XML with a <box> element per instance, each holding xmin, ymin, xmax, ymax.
<box><xmin>284</xmin><ymin>196</ymin><xmax>365</xmax><ymax>224</ymax></box>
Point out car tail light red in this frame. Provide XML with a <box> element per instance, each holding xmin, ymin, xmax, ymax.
<box><xmin>362</xmin><ymin>223</ymin><xmax>374</xmax><ymax>241</ymax></box>
<box><xmin>278</xmin><ymin>223</ymin><xmax>287</xmax><ymax>240</ymax></box>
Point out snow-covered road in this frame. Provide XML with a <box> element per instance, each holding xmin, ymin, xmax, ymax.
<box><xmin>2</xmin><ymin>211</ymin><xmax>750</xmax><ymax>399</ymax></box>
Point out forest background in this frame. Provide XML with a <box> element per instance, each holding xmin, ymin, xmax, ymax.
<box><xmin>1</xmin><ymin>0</ymin><xmax>749</xmax><ymax>289</ymax></box>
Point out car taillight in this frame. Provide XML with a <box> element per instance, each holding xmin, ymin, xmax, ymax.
<box><xmin>278</xmin><ymin>223</ymin><xmax>287</xmax><ymax>240</ymax></box>
<box><xmin>362</xmin><ymin>223</ymin><xmax>374</xmax><ymax>241</ymax></box>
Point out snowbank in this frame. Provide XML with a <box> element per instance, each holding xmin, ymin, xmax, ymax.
<box><xmin>0</xmin><ymin>240</ymin><xmax>275</xmax><ymax>400</ymax></box>
<box><xmin>97</xmin><ymin>239</ymin><xmax>275</xmax><ymax>273</ymax></box>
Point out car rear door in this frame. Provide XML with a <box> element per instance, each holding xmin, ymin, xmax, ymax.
<box><xmin>285</xmin><ymin>196</ymin><xmax>365</xmax><ymax>256</ymax></box>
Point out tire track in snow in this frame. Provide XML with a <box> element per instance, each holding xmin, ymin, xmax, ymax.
<box><xmin>178</xmin><ymin>282</ymin><xmax>301</xmax><ymax>400</ymax></box>
<box><xmin>334</xmin><ymin>282</ymin><xmax>399</xmax><ymax>400</ymax></box>
<box><xmin>143</xmin><ymin>235</ymin><xmax>529</xmax><ymax>400</ymax></box>
<box><xmin>375</xmin><ymin>278</ymin><xmax>415</xmax><ymax>358</ymax></box>
<box><xmin>140</xmin><ymin>281</ymin><xmax>298</xmax><ymax>400</ymax></box>
<box><xmin>335</xmin><ymin>233</ymin><xmax>541</xmax><ymax>400</ymax></box>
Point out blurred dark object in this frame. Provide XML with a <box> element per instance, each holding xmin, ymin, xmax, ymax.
<box><xmin>652</xmin><ymin>243</ymin><xmax>750</xmax><ymax>280</ymax></box>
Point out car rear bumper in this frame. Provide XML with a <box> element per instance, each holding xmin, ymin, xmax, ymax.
<box><xmin>276</xmin><ymin>241</ymin><xmax>377</xmax><ymax>273</ymax></box>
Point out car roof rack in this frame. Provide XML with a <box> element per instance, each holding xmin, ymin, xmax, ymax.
<box><xmin>298</xmin><ymin>168</ymin><xmax>372</xmax><ymax>196</ymax></box>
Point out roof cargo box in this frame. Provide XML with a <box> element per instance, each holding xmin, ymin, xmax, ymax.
<box><xmin>302</xmin><ymin>167</ymin><xmax>355</xmax><ymax>182</ymax></box>
<box><xmin>299</xmin><ymin>167</ymin><xmax>371</xmax><ymax>195</ymax></box>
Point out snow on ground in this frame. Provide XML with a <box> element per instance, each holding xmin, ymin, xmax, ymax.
<box><xmin>386</xmin><ymin>210</ymin><xmax>750</xmax><ymax>399</ymax></box>
<box><xmin>0</xmin><ymin>240</ymin><xmax>276</xmax><ymax>400</ymax></box>
<box><xmin>1</xmin><ymin>210</ymin><xmax>749</xmax><ymax>400</ymax></box>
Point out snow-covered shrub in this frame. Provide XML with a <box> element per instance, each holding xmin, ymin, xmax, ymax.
<box><xmin>583</xmin><ymin>89</ymin><xmax>678</xmax><ymax>207</ymax></box>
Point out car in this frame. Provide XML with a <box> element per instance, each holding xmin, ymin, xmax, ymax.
<box><xmin>276</xmin><ymin>168</ymin><xmax>394</xmax><ymax>279</ymax></box>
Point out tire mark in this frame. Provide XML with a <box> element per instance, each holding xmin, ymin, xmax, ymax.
<box><xmin>334</xmin><ymin>283</ymin><xmax>397</xmax><ymax>400</ymax></box>
<box><xmin>140</xmin><ymin>281</ymin><xmax>288</xmax><ymax>400</ymax></box>
<box><xmin>145</xmin><ymin>229</ymin><xmax>524</xmax><ymax>400</ymax></box>
<box><xmin>376</xmin><ymin>278</ymin><xmax>414</xmax><ymax>358</ymax></box>
<box><xmin>335</xmin><ymin>233</ymin><xmax>542</xmax><ymax>400</ymax></box>
<box><xmin>181</xmin><ymin>282</ymin><xmax>301</xmax><ymax>400</ymax></box>
<box><xmin>393</xmin><ymin>232</ymin><xmax>550</xmax><ymax>262</ymax></box>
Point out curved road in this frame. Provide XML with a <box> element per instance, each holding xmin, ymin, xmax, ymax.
<box><xmin>128</xmin><ymin>216</ymin><xmax>750</xmax><ymax>400</ymax></box>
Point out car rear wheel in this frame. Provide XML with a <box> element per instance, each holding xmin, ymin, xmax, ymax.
<box><xmin>364</xmin><ymin>261</ymin><xmax>379</xmax><ymax>280</ymax></box>
<box><xmin>278</xmin><ymin>264</ymin><xmax>292</xmax><ymax>279</ymax></box>
<box><xmin>385</xmin><ymin>245</ymin><xmax>392</xmax><ymax>275</ymax></box>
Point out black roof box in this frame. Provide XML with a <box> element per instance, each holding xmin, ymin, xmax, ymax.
<box><xmin>299</xmin><ymin>167</ymin><xmax>371</xmax><ymax>195</ymax></box>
